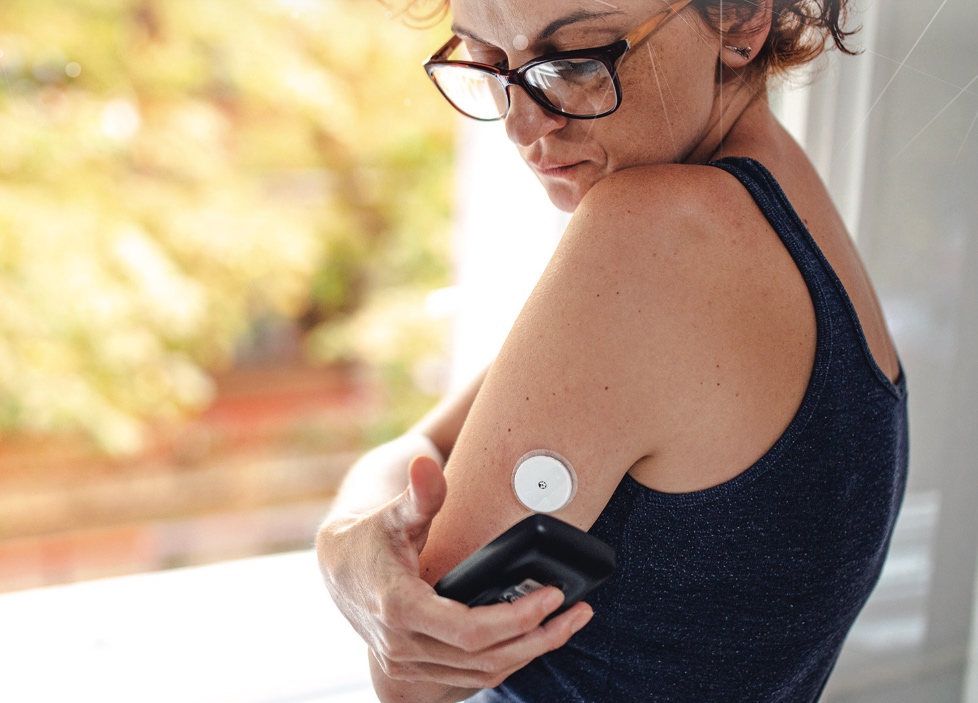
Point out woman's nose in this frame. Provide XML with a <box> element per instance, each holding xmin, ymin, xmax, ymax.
<box><xmin>503</xmin><ymin>87</ymin><xmax>567</xmax><ymax>147</ymax></box>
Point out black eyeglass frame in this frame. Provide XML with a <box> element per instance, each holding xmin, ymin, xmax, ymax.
<box><xmin>422</xmin><ymin>0</ymin><xmax>694</xmax><ymax>121</ymax></box>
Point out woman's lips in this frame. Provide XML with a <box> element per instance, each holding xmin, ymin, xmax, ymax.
<box><xmin>530</xmin><ymin>160</ymin><xmax>583</xmax><ymax>178</ymax></box>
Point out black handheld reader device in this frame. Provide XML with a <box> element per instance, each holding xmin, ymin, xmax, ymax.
<box><xmin>434</xmin><ymin>514</ymin><xmax>616</xmax><ymax>618</ymax></box>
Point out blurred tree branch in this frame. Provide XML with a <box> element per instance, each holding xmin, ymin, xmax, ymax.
<box><xmin>0</xmin><ymin>0</ymin><xmax>454</xmax><ymax>453</ymax></box>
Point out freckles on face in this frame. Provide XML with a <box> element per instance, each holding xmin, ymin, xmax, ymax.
<box><xmin>610</xmin><ymin>20</ymin><xmax>718</xmax><ymax>164</ymax></box>
<box><xmin>450</xmin><ymin>0</ymin><xmax>535</xmax><ymax>54</ymax></box>
<box><xmin>504</xmin><ymin>95</ymin><xmax>614</xmax><ymax>212</ymax></box>
<box><xmin>524</xmin><ymin>35</ymin><xmax>714</xmax><ymax>209</ymax></box>
<box><xmin>451</xmin><ymin>0</ymin><xmax>718</xmax><ymax>211</ymax></box>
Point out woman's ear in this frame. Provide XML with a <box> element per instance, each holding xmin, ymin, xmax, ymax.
<box><xmin>718</xmin><ymin>0</ymin><xmax>773</xmax><ymax>69</ymax></box>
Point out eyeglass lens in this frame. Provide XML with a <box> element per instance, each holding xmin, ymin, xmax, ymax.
<box><xmin>430</xmin><ymin>58</ymin><xmax>618</xmax><ymax>120</ymax></box>
<box><xmin>429</xmin><ymin>65</ymin><xmax>509</xmax><ymax>120</ymax></box>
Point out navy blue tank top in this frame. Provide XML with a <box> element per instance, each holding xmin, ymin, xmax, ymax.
<box><xmin>470</xmin><ymin>158</ymin><xmax>909</xmax><ymax>703</ymax></box>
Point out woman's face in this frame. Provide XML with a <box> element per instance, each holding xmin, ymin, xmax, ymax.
<box><xmin>449</xmin><ymin>0</ymin><xmax>722</xmax><ymax>211</ymax></box>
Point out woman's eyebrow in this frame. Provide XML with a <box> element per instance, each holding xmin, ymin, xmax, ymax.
<box><xmin>535</xmin><ymin>9</ymin><xmax>625</xmax><ymax>42</ymax></box>
<box><xmin>450</xmin><ymin>24</ymin><xmax>492</xmax><ymax>45</ymax></box>
<box><xmin>452</xmin><ymin>9</ymin><xmax>625</xmax><ymax>47</ymax></box>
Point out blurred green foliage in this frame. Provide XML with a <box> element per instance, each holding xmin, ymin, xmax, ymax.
<box><xmin>0</xmin><ymin>0</ymin><xmax>454</xmax><ymax>453</ymax></box>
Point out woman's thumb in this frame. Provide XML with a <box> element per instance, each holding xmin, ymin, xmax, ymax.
<box><xmin>404</xmin><ymin>454</ymin><xmax>447</xmax><ymax>528</ymax></box>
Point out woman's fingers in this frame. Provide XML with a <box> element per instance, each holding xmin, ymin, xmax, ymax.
<box><xmin>377</xmin><ymin>578</ymin><xmax>583</xmax><ymax>659</ymax></box>
<box><xmin>326</xmin><ymin>466</ymin><xmax>592</xmax><ymax>689</ymax></box>
<box><xmin>394</xmin><ymin>583</ymin><xmax>567</xmax><ymax>652</ymax></box>
<box><xmin>375</xmin><ymin>601</ymin><xmax>594</xmax><ymax>688</ymax></box>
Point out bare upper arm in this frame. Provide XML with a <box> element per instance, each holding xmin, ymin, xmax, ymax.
<box><xmin>417</xmin><ymin>165</ymin><xmax>754</xmax><ymax>583</ymax></box>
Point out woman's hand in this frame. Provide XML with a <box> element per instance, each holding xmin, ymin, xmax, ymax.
<box><xmin>316</xmin><ymin>455</ymin><xmax>594</xmax><ymax>699</ymax></box>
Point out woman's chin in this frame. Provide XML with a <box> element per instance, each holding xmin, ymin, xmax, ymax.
<box><xmin>541</xmin><ymin>179</ymin><xmax>588</xmax><ymax>213</ymax></box>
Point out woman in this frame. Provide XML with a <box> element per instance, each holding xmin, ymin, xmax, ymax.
<box><xmin>317</xmin><ymin>0</ymin><xmax>908</xmax><ymax>701</ymax></box>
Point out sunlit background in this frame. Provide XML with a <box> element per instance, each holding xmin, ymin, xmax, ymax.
<box><xmin>1</xmin><ymin>0</ymin><xmax>978</xmax><ymax>702</ymax></box>
<box><xmin>0</xmin><ymin>0</ymin><xmax>456</xmax><ymax>590</ymax></box>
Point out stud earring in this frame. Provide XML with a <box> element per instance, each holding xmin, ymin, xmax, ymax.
<box><xmin>724</xmin><ymin>45</ymin><xmax>752</xmax><ymax>60</ymax></box>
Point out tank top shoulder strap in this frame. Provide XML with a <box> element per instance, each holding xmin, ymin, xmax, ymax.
<box><xmin>707</xmin><ymin>156</ymin><xmax>904</xmax><ymax>398</ymax></box>
<box><xmin>708</xmin><ymin>156</ymin><xmax>828</xmax><ymax>290</ymax></box>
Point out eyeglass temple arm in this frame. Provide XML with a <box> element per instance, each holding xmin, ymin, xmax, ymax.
<box><xmin>621</xmin><ymin>0</ymin><xmax>695</xmax><ymax>49</ymax></box>
<box><xmin>425</xmin><ymin>35</ymin><xmax>462</xmax><ymax>64</ymax></box>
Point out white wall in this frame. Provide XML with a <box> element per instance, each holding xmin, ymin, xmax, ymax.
<box><xmin>448</xmin><ymin>119</ymin><xmax>569</xmax><ymax>390</ymax></box>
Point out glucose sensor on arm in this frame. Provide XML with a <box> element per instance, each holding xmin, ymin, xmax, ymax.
<box><xmin>512</xmin><ymin>450</ymin><xmax>577</xmax><ymax>513</ymax></box>
<box><xmin>434</xmin><ymin>451</ymin><xmax>613</xmax><ymax>615</ymax></box>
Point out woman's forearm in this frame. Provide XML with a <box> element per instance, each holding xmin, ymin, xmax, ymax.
<box><xmin>325</xmin><ymin>433</ymin><xmax>444</xmax><ymax>520</ymax></box>
<box><xmin>326</xmin><ymin>365</ymin><xmax>489</xmax><ymax>521</ymax></box>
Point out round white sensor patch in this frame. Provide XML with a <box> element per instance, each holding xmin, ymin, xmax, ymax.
<box><xmin>512</xmin><ymin>450</ymin><xmax>577</xmax><ymax>513</ymax></box>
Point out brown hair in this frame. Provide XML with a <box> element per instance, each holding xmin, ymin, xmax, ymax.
<box><xmin>693</xmin><ymin>0</ymin><xmax>859</xmax><ymax>80</ymax></box>
<box><xmin>379</xmin><ymin>0</ymin><xmax>858</xmax><ymax>79</ymax></box>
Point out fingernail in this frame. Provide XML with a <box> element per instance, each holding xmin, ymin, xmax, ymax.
<box><xmin>571</xmin><ymin>608</ymin><xmax>594</xmax><ymax>633</ymax></box>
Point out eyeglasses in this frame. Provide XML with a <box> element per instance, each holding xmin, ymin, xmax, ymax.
<box><xmin>423</xmin><ymin>0</ymin><xmax>694</xmax><ymax>121</ymax></box>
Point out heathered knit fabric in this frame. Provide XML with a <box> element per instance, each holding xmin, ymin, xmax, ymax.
<box><xmin>470</xmin><ymin>157</ymin><xmax>909</xmax><ymax>703</ymax></box>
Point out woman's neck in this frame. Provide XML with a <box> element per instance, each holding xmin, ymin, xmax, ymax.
<box><xmin>684</xmin><ymin>81</ymin><xmax>772</xmax><ymax>164</ymax></box>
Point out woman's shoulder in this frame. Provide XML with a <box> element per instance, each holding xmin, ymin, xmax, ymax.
<box><xmin>565</xmin><ymin>162</ymin><xmax>763</xmax><ymax>264</ymax></box>
<box><xmin>546</xmin><ymin>161</ymin><xmax>818</xmax><ymax>492</ymax></box>
<box><xmin>578</xmin><ymin>162</ymin><xmax>747</xmax><ymax>220</ymax></box>
<box><xmin>557</xmin><ymin>162</ymin><xmax>776</xmax><ymax>299</ymax></box>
